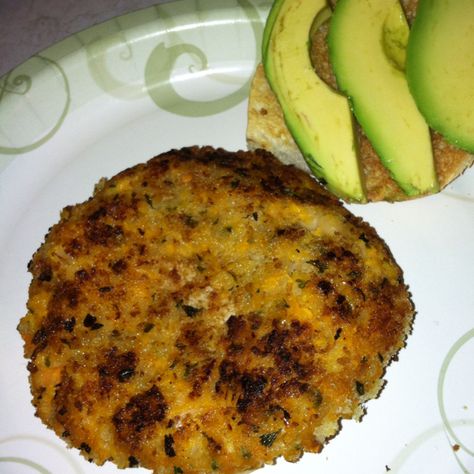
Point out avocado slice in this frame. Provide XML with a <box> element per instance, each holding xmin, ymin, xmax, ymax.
<box><xmin>263</xmin><ymin>0</ymin><xmax>366</xmax><ymax>202</ymax></box>
<box><xmin>382</xmin><ymin>1</ymin><xmax>409</xmax><ymax>72</ymax></box>
<box><xmin>261</xmin><ymin>0</ymin><xmax>284</xmax><ymax>60</ymax></box>
<box><xmin>406</xmin><ymin>0</ymin><xmax>474</xmax><ymax>153</ymax></box>
<box><xmin>328</xmin><ymin>0</ymin><xmax>438</xmax><ymax>196</ymax></box>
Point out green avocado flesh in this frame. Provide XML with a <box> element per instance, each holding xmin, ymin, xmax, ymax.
<box><xmin>382</xmin><ymin>1</ymin><xmax>409</xmax><ymax>72</ymax></box>
<box><xmin>262</xmin><ymin>0</ymin><xmax>285</xmax><ymax>60</ymax></box>
<box><xmin>263</xmin><ymin>0</ymin><xmax>366</xmax><ymax>202</ymax></box>
<box><xmin>328</xmin><ymin>0</ymin><xmax>438</xmax><ymax>196</ymax></box>
<box><xmin>407</xmin><ymin>0</ymin><xmax>474</xmax><ymax>153</ymax></box>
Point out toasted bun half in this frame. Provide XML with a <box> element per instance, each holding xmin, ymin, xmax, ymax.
<box><xmin>246</xmin><ymin>1</ymin><xmax>473</xmax><ymax>202</ymax></box>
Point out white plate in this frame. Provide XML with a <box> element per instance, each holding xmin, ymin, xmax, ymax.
<box><xmin>0</xmin><ymin>1</ymin><xmax>473</xmax><ymax>473</ymax></box>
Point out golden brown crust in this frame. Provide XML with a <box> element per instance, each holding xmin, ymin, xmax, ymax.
<box><xmin>19</xmin><ymin>147</ymin><xmax>414</xmax><ymax>473</ymax></box>
<box><xmin>246</xmin><ymin>1</ymin><xmax>474</xmax><ymax>202</ymax></box>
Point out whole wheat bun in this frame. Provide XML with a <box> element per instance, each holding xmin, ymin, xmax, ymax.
<box><xmin>246</xmin><ymin>0</ymin><xmax>473</xmax><ymax>202</ymax></box>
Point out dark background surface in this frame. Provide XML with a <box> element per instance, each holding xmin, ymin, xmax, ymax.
<box><xmin>0</xmin><ymin>0</ymin><xmax>172</xmax><ymax>77</ymax></box>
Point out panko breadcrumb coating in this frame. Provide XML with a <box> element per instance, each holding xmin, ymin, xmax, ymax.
<box><xmin>19</xmin><ymin>147</ymin><xmax>414</xmax><ymax>473</ymax></box>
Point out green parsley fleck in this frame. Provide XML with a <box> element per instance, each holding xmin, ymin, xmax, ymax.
<box><xmin>259</xmin><ymin>430</ymin><xmax>280</xmax><ymax>447</ymax></box>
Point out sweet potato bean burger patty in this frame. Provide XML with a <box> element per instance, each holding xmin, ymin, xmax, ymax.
<box><xmin>18</xmin><ymin>147</ymin><xmax>414</xmax><ymax>473</ymax></box>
